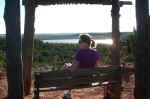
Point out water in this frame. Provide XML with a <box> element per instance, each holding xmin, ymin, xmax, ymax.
<box><xmin>43</xmin><ymin>39</ymin><xmax>113</xmax><ymax>45</ymax></box>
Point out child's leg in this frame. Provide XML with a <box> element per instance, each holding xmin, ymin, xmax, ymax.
<box><xmin>69</xmin><ymin>89</ymin><xmax>72</xmax><ymax>93</ymax></box>
<box><xmin>63</xmin><ymin>90</ymin><xmax>72</xmax><ymax>99</ymax></box>
<box><xmin>104</xmin><ymin>85</ymin><xmax>108</xmax><ymax>97</ymax></box>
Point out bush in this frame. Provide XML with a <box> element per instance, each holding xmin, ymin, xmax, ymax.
<box><xmin>120</xmin><ymin>34</ymin><xmax>136</xmax><ymax>62</ymax></box>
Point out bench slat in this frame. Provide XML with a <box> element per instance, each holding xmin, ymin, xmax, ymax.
<box><xmin>35</xmin><ymin>66</ymin><xmax>121</xmax><ymax>89</ymax></box>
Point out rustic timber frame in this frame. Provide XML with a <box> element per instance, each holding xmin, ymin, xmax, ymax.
<box><xmin>4</xmin><ymin>0</ymin><xmax>150</xmax><ymax>99</ymax></box>
<box><xmin>22</xmin><ymin>0</ymin><xmax>131</xmax><ymax>99</ymax></box>
<box><xmin>5</xmin><ymin>0</ymin><xmax>142</xmax><ymax>99</ymax></box>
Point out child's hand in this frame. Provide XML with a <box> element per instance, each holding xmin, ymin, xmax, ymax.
<box><xmin>63</xmin><ymin>63</ymin><xmax>72</xmax><ymax>70</ymax></box>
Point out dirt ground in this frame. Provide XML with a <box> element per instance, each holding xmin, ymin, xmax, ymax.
<box><xmin>0</xmin><ymin>63</ymin><xmax>134</xmax><ymax>99</ymax></box>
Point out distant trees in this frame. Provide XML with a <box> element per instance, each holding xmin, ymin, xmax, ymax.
<box><xmin>33</xmin><ymin>39</ymin><xmax>78</xmax><ymax>68</ymax></box>
<box><xmin>0</xmin><ymin>35</ymin><xmax>136</xmax><ymax>69</ymax></box>
<box><xmin>0</xmin><ymin>38</ymin><xmax>6</xmax><ymax>67</ymax></box>
<box><xmin>33</xmin><ymin>39</ymin><xmax>115</xmax><ymax>68</ymax></box>
<box><xmin>120</xmin><ymin>34</ymin><xmax>136</xmax><ymax>62</ymax></box>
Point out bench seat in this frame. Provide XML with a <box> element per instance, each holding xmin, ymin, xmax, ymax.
<box><xmin>34</xmin><ymin>65</ymin><xmax>122</xmax><ymax>99</ymax></box>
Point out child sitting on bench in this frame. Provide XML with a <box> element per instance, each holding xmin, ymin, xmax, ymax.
<box><xmin>63</xmin><ymin>34</ymin><xmax>100</xmax><ymax>99</ymax></box>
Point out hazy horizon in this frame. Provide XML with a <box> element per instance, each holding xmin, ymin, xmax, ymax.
<box><xmin>0</xmin><ymin>31</ymin><xmax>133</xmax><ymax>35</ymax></box>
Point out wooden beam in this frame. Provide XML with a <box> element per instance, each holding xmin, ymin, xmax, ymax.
<box><xmin>119</xmin><ymin>1</ymin><xmax>132</xmax><ymax>6</ymax></box>
<box><xmin>31</xmin><ymin>0</ymin><xmax>112</xmax><ymax>5</ymax></box>
<box><xmin>111</xmin><ymin>0</ymin><xmax>120</xmax><ymax>66</ymax></box>
<box><xmin>134</xmin><ymin>0</ymin><xmax>150</xmax><ymax>99</ymax></box>
<box><xmin>4</xmin><ymin>0</ymin><xmax>24</xmax><ymax>98</ymax></box>
<box><xmin>22</xmin><ymin>0</ymin><xmax>36</xmax><ymax>95</ymax></box>
<box><xmin>30</xmin><ymin>0</ymin><xmax>132</xmax><ymax>5</ymax></box>
<box><xmin>104</xmin><ymin>0</ymin><xmax>121</xmax><ymax>99</ymax></box>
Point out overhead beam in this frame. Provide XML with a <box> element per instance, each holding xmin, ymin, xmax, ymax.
<box><xmin>29</xmin><ymin>0</ymin><xmax>132</xmax><ymax>6</ymax></box>
<box><xmin>31</xmin><ymin>0</ymin><xmax>112</xmax><ymax>5</ymax></box>
<box><xmin>120</xmin><ymin>1</ymin><xmax>132</xmax><ymax>6</ymax></box>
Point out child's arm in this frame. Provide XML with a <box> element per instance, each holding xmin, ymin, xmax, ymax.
<box><xmin>69</xmin><ymin>60</ymin><xmax>79</xmax><ymax>72</ymax></box>
<box><xmin>96</xmin><ymin>60</ymin><xmax>100</xmax><ymax>67</ymax></box>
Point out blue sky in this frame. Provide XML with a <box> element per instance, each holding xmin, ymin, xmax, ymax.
<box><xmin>0</xmin><ymin>0</ymin><xmax>138</xmax><ymax>34</ymax></box>
<box><xmin>0</xmin><ymin>0</ymin><xmax>5</xmax><ymax>34</ymax></box>
<box><xmin>0</xmin><ymin>0</ymin><xmax>4</xmax><ymax>17</ymax></box>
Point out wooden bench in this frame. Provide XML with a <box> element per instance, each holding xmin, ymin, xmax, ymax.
<box><xmin>34</xmin><ymin>65</ymin><xmax>122</xmax><ymax>99</ymax></box>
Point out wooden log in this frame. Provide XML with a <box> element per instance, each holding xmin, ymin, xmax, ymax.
<box><xmin>105</xmin><ymin>0</ymin><xmax>121</xmax><ymax>99</ymax></box>
<box><xmin>134</xmin><ymin>0</ymin><xmax>150</xmax><ymax>99</ymax></box>
<box><xmin>111</xmin><ymin>0</ymin><xmax>120</xmax><ymax>66</ymax></box>
<box><xmin>4</xmin><ymin>0</ymin><xmax>24</xmax><ymax>98</ymax></box>
<box><xmin>22</xmin><ymin>0</ymin><xmax>36</xmax><ymax>95</ymax></box>
<box><xmin>32</xmin><ymin>0</ymin><xmax>112</xmax><ymax>5</ymax></box>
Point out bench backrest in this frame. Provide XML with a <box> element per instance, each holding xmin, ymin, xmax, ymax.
<box><xmin>34</xmin><ymin>65</ymin><xmax>121</xmax><ymax>90</ymax></box>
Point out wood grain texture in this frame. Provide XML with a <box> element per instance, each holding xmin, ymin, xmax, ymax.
<box><xmin>34</xmin><ymin>66</ymin><xmax>121</xmax><ymax>90</ymax></box>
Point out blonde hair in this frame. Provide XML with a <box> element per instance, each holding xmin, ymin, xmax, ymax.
<box><xmin>91</xmin><ymin>39</ymin><xmax>96</xmax><ymax>49</ymax></box>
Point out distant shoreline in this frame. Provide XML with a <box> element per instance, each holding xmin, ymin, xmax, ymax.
<box><xmin>43</xmin><ymin>39</ymin><xmax>113</xmax><ymax>45</ymax></box>
<box><xmin>0</xmin><ymin>32</ymin><xmax>134</xmax><ymax>40</ymax></box>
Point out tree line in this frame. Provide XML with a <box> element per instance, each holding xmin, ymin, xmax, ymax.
<box><xmin>0</xmin><ymin>34</ymin><xmax>135</xmax><ymax>69</ymax></box>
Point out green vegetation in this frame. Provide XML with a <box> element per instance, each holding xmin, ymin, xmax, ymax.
<box><xmin>33</xmin><ymin>39</ymin><xmax>111</xmax><ymax>69</ymax></box>
<box><xmin>0</xmin><ymin>34</ymin><xmax>135</xmax><ymax>69</ymax></box>
<box><xmin>120</xmin><ymin>34</ymin><xmax>136</xmax><ymax>62</ymax></box>
<box><xmin>0</xmin><ymin>38</ymin><xmax>6</xmax><ymax>68</ymax></box>
<box><xmin>33</xmin><ymin>39</ymin><xmax>78</xmax><ymax>69</ymax></box>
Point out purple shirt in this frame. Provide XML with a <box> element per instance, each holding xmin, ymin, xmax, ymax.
<box><xmin>75</xmin><ymin>49</ymin><xmax>99</xmax><ymax>68</ymax></box>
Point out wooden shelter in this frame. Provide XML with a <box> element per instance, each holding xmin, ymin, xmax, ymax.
<box><xmin>6</xmin><ymin>0</ymin><xmax>150</xmax><ymax>99</ymax></box>
<box><xmin>22</xmin><ymin>0</ymin><xmax>131</xmax><ymax>99</ymax></box>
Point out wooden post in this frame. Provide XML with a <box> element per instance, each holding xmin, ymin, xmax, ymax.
<box><xmin>134</xmin><ymin>0</ymin><xmax>150</xmax><ymax>99</ymax></box>
<box><xmin>104</xmin><ymin>0</ymin><xmax>121</xmax><ymax>99</ymax></box>
<box><xmin>4</xmin><ymin>0</ymin><xmax>24</xmax><ymax>98</ymax></box>
<box><xmin>22</xmin><ymin>0</ymin><xmax>36</xmax><ymax>95</ymax></box>
<box><xmin>111</xmin><ymin>0</ymin><xmax>120</xmax><ymax>66</ymax></box>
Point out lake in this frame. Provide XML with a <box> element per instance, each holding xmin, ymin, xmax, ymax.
<box><xmin>43</xmin><ymin>39</ymin><xmax>113</xmax><ymax>45</ymax></box>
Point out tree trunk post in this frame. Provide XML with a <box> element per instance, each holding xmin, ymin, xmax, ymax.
<box><xmin>111</xmin><ymin>0</ymin><xmax>120</xmax><ymax>66</ymax></box>
<box><xmin>4</xmin><ymin>0</ymin><xmax>24</xmax><ymax>98</ymax></box>
<box><xmin>22</xmin><ymin>0</ymin><xmax>36</xmax><ymax>95</ymax></box>
<box><xmin>134</xmin><ymin>0</ymin><xmax>150</xmax><ymax>99</ymax></box>
<box><xmin>104</xmin><ymin>0</ymin><xmax>121</xmax><ymax>99</ymax></box>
